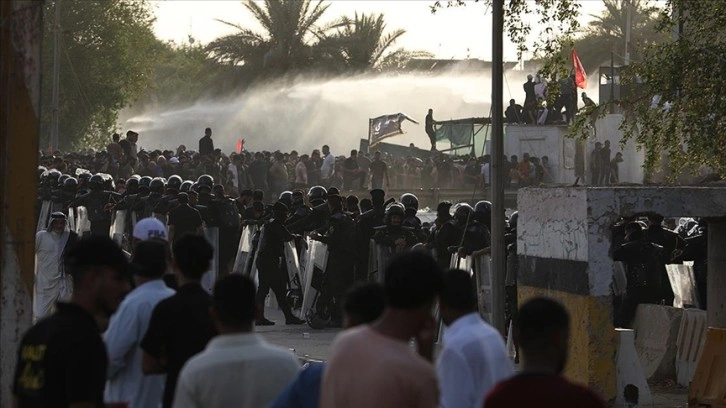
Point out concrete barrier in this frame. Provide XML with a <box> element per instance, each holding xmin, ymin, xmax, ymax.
<box><xmin>632</xmin><ymin>304</ymin><xmax>683</xmax><ymax>381</ymax></box>
<box><xmin>676</xmin><ymin>309</ymin><xmax>707</xmax><ymax>387</ymax></box>
<box><xmin>688</xmin><ymin>328</ymin><xmax>726</xmax><ymax>407</ymax></box>
<box><xmin>615</xmin><ymin>329</ymin><xmax>653</xmax><ymax>407</ymax></box>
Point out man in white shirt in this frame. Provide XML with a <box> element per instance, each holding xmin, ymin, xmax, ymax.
<box><xmin>34</xmin><ymin>212</ymin><xmax>77</xmax><ymax>322</ymax></box>
<box><xmin>105</xmin><ymin>240</ymin><xmax>175</xmax><ymax>408</ymax></box>
<box><xmin>173</xmin><ymin>274</ymin><xmax>300</xmax><ymax>408</ymax></box>
<box><xmin>437</xmin><ymin>269</ymin><xmax>514</xmax><ymax>408</ymax></box>
<box><xmin>320</xmin><ymin>145</ymin><xmax>336</xmax><ymax>186</ymax></box>
<box><xmin>480</xmin><ymin>154</ymin><xmax>492</xmax><ymax>187</ymax></box>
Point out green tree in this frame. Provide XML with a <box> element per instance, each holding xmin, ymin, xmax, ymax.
<box><xmin>206</xmin><ymin>0</ymin><xmax>331</xmax><ymax>76</ymax></box>
<box><xmin>41</xmin><ymin>0</ymin><xmax>158</xmax><ymax>151</ymax></box>
<box><xmin>320</xmin><ymin>12</ymin><xmax>406</xmax><ymax>72</ymax></box>
<box><xmin>573</xmin><ymin>0</ymin><xmax>666</xmax><ymax>75</ymax></box>
<box><xmin>615</xmin><ymin>1</ymin><xmax>726</xmax><ymax>177</ymax></box>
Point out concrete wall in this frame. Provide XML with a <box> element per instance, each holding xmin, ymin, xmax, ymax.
<box><xmin>517</xmin><ymin>186</ymin><xmax>726</xmax><ymax>402</ymax></box>
<box><xmin>504</xmin><ymin>114</ymin><xmax>646</xmax><ymax>186</ymax></box>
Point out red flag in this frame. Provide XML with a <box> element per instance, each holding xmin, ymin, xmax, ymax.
<box><xmin>572</xmin><ymin>49</ymin><xmax>587</xmax><ymax>89</ymax></box>
<box><xmin>236</xmin><ymin>139</ymin><xmax>243</xmax><ymax>153</ymax></box>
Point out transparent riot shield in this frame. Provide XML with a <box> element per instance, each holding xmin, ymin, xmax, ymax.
<box><xmin>232</xmin><ymin>225</ymin><xmax>257</xmax><ymax>275</ymax></box>
<box><xmin>367</xmin><ymin>238</ymin><xmax>378</xmax><ymax>282</ymax></box>
<box><xmin>374</xmin><ymin>244</ymin><xmax>393</xmax><ymax>285</ymax></box>
<box><xmin>299</xmin><ymin>239</ymin><xmax>328</xmax><ymax>320</ymax></box>
<box><xmin>201</xmin><ymin>226</ymin><xmax>220</xmax><ymax>294</ymax></box>
<box><xmin>110</xmin><ymin>210</ymin><xmax>126</xmax><ymax>246</ymax></box>
<box><xmin>284</xmin><ymin>240</ymin><xmax>304</xmax><ymax>311</ymax></box>
<box><xmin>76</xmin><ymin>206</ymin><xmax>91</xmax><ymax>236</ymax></box>
<box><xmin>67</xmin><ymin>207</ymin><xmax>76</xmax><ymax>233</ymax></box>
<box><xmin>666</xmin><ymin>262</ymin><xmax>700</xmax><ymax>309</ymax></box>
<box><xmin>474</xmin><ymin>255</ymin><xmax>493</xmax><ymax>324</ymax></box>
<box><xmin>37</xmin><ymin>200</ymin><xmax>51</xmax><ymax>232</ymax></box>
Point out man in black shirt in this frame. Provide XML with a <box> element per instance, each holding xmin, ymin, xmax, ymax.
<box><xmin>425</xmin><ymin>108</ymin><xmax>437</xmax><ymax>151</ymax></box>
<box><xmin>199</xmin><ymin>127</ymin><xmax>214</xmax><ymax>157</ymax></box>
<box><xmin>342</xmin><ymin>150</ymin><xmax>362</xmax><ymax>191</ymax></box>
<box><xmin>368</xmin><ymin>151</ymin><xmax>389</xmax><ymax>190</ymax></box>
<box><xmin>141</xmin><ymin>234</ymin><xmax>217</xmax><ymax>408</ymax></box>
<box><xmin>168</xmin><ymin>192</ymin><xmax>203</xmax><ymax>243</ymax></box>
<box><xmin>13</xmin><ymin>236</ymin><xmax>130</xmax><ymax>408</ymax></box>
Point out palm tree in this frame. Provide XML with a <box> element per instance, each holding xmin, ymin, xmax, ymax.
<box><xmin>574</xmin><ymin>0</ymin><xmax>666</xmax><ymax>73</ymax></box>
<box><xmin>320</xmin><ymin>12</ymin><xmax>406</xmax><ymax>72</ymax></box>
<box><xmin>207</xmin><ymin>0</ymin><xmax>331</xmax><ymax>75</ymax></box>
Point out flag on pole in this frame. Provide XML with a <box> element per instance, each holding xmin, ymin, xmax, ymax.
<box><xmin>572</xmin><ymin>49</ymin><xmax>587</xmax><ymax>89</ymax></box>
<box><xmin>368</xmin><ymin>113</ymin><xmax>419</xmax><ymax>147</ymax></box>
<box><xmin>236</xmin><ymin>139</ymin><xmax>244</xmax><ymax>153</ymax></box>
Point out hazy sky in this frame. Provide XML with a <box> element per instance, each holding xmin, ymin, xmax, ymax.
<box><xmin>152</xmin><ymin>0</ymin><xmax>607</xmax><ymax>62</ymax></box>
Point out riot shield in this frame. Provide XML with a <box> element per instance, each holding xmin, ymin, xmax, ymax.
<box><xmin>201</xmin><ymin>226</ymin><xmax>220</xmax><ymax>293</ymax></box>
<box><xmin>367</xmin><ymin>238</ymin><xmax>378</xmax><ymax>282</ymax></box>
<box><xmin>67</xmin><ymin>207</ymin><xmax>76</xmax><ymax>233</ymax></box>
<box><xmin>232</xmin><ymin>225</ymin><xmax>257</xmax><ymax>275</ymax></box>
<box><xmin>474</xmin><ymin>255</ymin><xmax>493</xmax><ymax>323</ymax></box>
<box><xmin>299</xmin><ymin>239</ymin><xmax>328</xmax><ymax>320</ymax></box>
<box><xmin>284</xmin><ymin>240</ymin><xmax>304</xmax><ymax>310</ymax></box>
<box><xmin>36</xmin><ymin>200</ymin><xmax>51</xmax><ymax>232</ymax></box>
<box><xmin>110</xmin><ymin>210</ymin><xmax>127</xmax><ymax>246</ymax></box>
<box><xmin>374</xmin><ymin>244</ymin><xmax>392</xmax><ymax>284</ymax></box>
<box><xmin>666</xmin><ymin>262</ymin><xmax>700</xmax><ymax>309</ymax></box>
<box><xmin>76</xmin><ymin>206</ymin><xmax>91</xmax><ymax>236</ymax></box>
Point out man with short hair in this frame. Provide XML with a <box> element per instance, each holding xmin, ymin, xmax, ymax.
<box><xmin>425</xmin><ymin>108</ymin><xmax>438</xmax><ymax>151</ymax></box>
<box><xmin>119</xmin><ymin>130</ymin><xmax>139</xmax><ymax>161</ymax></box>
<box><xmin>320</xmin><ymin>145</ymin><xmax>335</xmax><ymax>187</ymax></box>
<box><xmin>105</xmin><ymin>240</ymin><xmax>176</xmax><ymax>408</ymax></box>
<box><xmin>320</xmin><ymin>252</ymin><xmax>442</xmax><ymax>408</ymax></box>
<box><xmin>485</xmin><ymin>297</ymin><xmax>607</xmax><ymax>407</ymax></box>
<box><xmin>141</xmin><ymin>234</ymin><xmax>218</xmax><ymax>408</ymax></box>
<box><xmin>173</xmin><ymin>274</ymin><xmax>300</xmax><ymax>408</ymax></box>
<box><xmin>437</xmin><ymin>269</ymin><xmax>513</xmax><ymax>408</ymax></box>
<box><xmin>369</xmin><ymin>151</ymin><xmax>389</xmax><ymax>190</ymax></box>
<box><xmin>270</xmin><ymin>282</ymin><xmax>387</xmax><ymax>408</ymax></box>
<box><xmin>342</xmin><ymin>150</ymin><xmax>361</xmax><ymax>191</ymax></box>
<box><xmin>199</xmin><ymin>127</ymin><xmax>214</xmax><ymax>157</ymax></box>
<box><xmin>168</xmin><ymin>192</ymin><xmax>203</xmax><ymax>243</ymax></box>
<box><xmin>107</xmin><ymin>133</ymin><xmax>124</xmax><ymax>163</ymax></box>
<box><xmin>13</xmin><ymin>236</ymin><xmax>130</xmax><ymax>408</ymax></box>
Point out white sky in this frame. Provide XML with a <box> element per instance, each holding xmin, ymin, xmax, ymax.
<box><xmin>151</xmin><ymin>0</ymin><xmax>607</xmax><ymax>61</ymax></box>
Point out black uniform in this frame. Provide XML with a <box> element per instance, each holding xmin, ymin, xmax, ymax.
<box><xmin>355</xmin><ymin>206</ymin><xmax>385</xmax><ymax>281</ymax></box>
<box><xmin>426</xmin><ymin>215</ymin><xmax>461</xmax><ymax>271</ymax></box>
<box><xmin>70</xmin><ymin>190</ymin><xmax>119</xmax><ymax>236</ymax></box>
<box><xmin>314</xmin><ymin>209</ymin><xmax>356</xmax><ymax>323</ymax></box>
<box><xmin>256</xmin><ymin>217</ymin><xmax>298</xmax><ymax>321</ymax></box>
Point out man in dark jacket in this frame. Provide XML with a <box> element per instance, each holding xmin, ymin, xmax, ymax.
<box><xmin>198</xmin><ymin>127</ymin><xmax>214</xmax><ymax>157</ymax></box>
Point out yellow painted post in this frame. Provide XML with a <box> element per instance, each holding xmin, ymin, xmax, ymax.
<box><xmin>0</xmin><ymin>1</ymin><xmax>44</xmax><ymax>406</ymax></box>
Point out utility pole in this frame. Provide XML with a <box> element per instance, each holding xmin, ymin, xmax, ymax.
<box><xmin>490</xmin><ymin>0</ymin><xmax>506</xmax><ymax>335</ymax></box>
<box><xmin>624</xmin><ymin>0</ymin><xmax>632</xmax><ymax>65</ymax></box>
<box><xmin>50</xmin><ymin>0</ymin><xmax>61</xmax><ymax>152</ymax></box>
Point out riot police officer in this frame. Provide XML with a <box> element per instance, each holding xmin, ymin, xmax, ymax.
<box><xmin>310</xmin><ymin>195</ymin><xmax>356</xmax><ymax>327</ymax></box>
<box><xmin>287</xmin><ymin>186</ymin><xmax>328</xmax><ymax>234</ymax></box>
<box><xmin>255</xmin><ymin>201</ymin><xmax>305</xmax><ymax>326</ymax></box>
<box><xmin>68</xmin><ymin>174</ymin><xmax>119</xmax><ymax>236</ymax></box>
<box><xmin>426</xmin><ymin>201</ymin><xmax>461</xmax><ymax>271</ymax></box>
<box><xmin>373</xmin><ymin>203</ymin><xmax>419</xmax><ymax>253</ymax></box>
<box><xmin>355</xmin><ymin>189</ymin><xmax>386</xmax><ymax>281</ymax></box>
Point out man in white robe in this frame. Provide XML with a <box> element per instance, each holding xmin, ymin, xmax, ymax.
<box><xmin>34</xmin><ymin>212</ymin><xmax>78</xmax><ymax>322</ymax></box>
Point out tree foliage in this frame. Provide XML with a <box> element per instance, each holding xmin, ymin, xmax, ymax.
<box><xmin>41</xmin><ymin>0</ymin><xmax>158</xmax><ymax>151</ymax></box>
<box><xmin>573</xmin><ymin>0</ymin><xmax>666</xmax><ymax>75</ymax></box>
<box><xmin>616</xmin><ymin>1</ymin><xmax>726</xmax><ymax>177</ymax></box>
<box><xmin>206</xmin><ymin>0</ymin><xmax>331</xmax><ymax>75</ymax></box>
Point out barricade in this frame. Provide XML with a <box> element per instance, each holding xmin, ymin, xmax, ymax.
<box><xmin>615</xmin><ymin>328</ymin><xmax>654</xmax><ymax>407</ymax></box>
<box><xmin>676</xmin><ymin>309</ymin><xmax>707</xmax><ymax>387</ymax></box>
<box><xmin>688</xmin><ymin>328</ymin><xmax>726</xmax><ymax>407</ymax></box>
<box><xmin>632</xmin><ymin>304</ymin><xmax>683</xmax><ymax>381</ymax></box>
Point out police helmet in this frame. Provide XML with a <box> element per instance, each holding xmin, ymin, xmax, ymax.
<box><xmin>37</xmin><ymin>166</ymin><xmax>48</xmax><ymax>181</ymax></box>
<box><xmin>139</xmin><ymin>176</ymin><xmax>152</xmax><ymax>188</ymax></box>
<box><xmin>400</xmin><ymin>193</ymin><xmax>419</xmax><ymax>211</ymax></box>
<box><xmin>453</xmin><ymin>203</ymin><xmax>474</xmax><ymax>224</ymax></box>
<box><xmin>101</xmin><ymin>173</ymin><xmax>115</xmax><ymax>191</ymax></box>
<box><xmin>149</xmin><ymin>177</ymin><xmax>165</xmax><ymax>193</ymax></box>
<box><xmin>180</xmin><ymin>180</ymin><xmax>193</xmax><ymax>192</ymax></box>
<box><xmin>279</xmin><ymin>191</ymin><xmax>293</xmax><ymax>207</ymax></box>
<box><xmin>88</xmin><ymin>174</ymin><xmax>105</xmax><ymax>191</ymax></box>
<box><xmin>126</xmin><ymin>177</ymin><xmax>139</xmax><ymax>191</ymax></box>
<box><xmin>47</xmin><ymin>169</ymin><xmax>62</xmax><ymax>184</ymax></box>
<box><xmin>58</xmin><ymin>174</ymin><xmax>71</xmax><ymax>185</ymax></box>
<box><xmin>166</xmin><ymin>175</ymin><xmax>183</xmax><ymax>191</ymax></box>
<box><xmin>508</xmin><ymin>211</ymin><xmax>518</xmax><ymax>230</ymax></box>
<box><xmin>197</xmin><ymin>174</ymin><xmax>214</xmax><ymax>187</ymax></box>
<box><xmin>384</xmin><ymin>203</ymin><xmax>405</xmax><ymax>225</ymax></box>
<box><xmin>474</xmin><ymin>200</ymin><xmax>492</xmax><ymax>222</ymax></box>
<box><xmin>77</xmin><ymin>171</ymin><xmax>92</xmax><ymax>184</ymax></box>
<box><xmin>307</xmin><ymin>186</ymin><xmax>327</xmax><ymax>204</ymax></box>
<box><xmin>129</xmin><ymin>174</ymin><xmax>141</xmax><ymax>181</ymax></box>
<box><xmin>62</xmin><ymin>177</ymin><xmax>78</xmax><ymax>192</ymax></box>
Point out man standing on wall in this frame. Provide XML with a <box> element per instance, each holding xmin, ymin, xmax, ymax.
<box><xmin>425</xmin><ymin>108</ymin><xmax>438</xmax><ymax>151</ymax></box>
